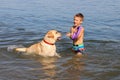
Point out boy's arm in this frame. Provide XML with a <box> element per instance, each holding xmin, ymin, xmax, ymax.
<box><xmin>78</xmin><ymin>27</ymin><xmax>84</xmax><ymax>38</ymax></box>
<box><xmin>66</xmin><ymin>27</ymin><xmax>73</xmax><ymax>38</ymax></box>
<box><xmin>75</xmin><ymin>27</ymin><xmax>84</xmax><ymax>44</ymax></box>
<box><xmin>76</xmin><ymin>28</ymin><xmax>84</xmax><ymax>44</ymax></box>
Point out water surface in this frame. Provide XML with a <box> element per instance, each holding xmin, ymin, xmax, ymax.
<box><xmin>0</xmin><ymin>0</ymin><xmax>120</xmax><ymax>80</ymax></box>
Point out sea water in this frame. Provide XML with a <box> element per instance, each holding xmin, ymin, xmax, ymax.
<box><xmin>0</xmin><ymin>0</ymin><xmax>120</xmax><ymax>80</ymax></box>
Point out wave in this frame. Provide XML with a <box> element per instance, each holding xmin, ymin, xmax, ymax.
<box><xmin>7</xmin><ymin>45</ymin><xmax>25</xmax><ymax>52</ymax></box>
<box><xmin>85</xmin><ymin>39</ymin><xmax>119</xmax><ymax>43</ymax></box>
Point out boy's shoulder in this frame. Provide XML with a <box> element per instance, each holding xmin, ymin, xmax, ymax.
<box><xmin>80</xmin><ymin>26</ymin><xmax>84</xmax><ymax>32</ymax></box>
<box><xmin>81</xmin><ymin>26</ymin><xmax>84</xmax><ymax>29</ymax></box>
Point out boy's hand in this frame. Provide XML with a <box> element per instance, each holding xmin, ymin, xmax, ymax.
<box><xmin>66</xmin><ymin>32</ymin><xmax>71</xmax><ymax>37</ymax></box>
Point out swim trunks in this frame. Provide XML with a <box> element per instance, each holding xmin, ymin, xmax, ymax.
<box><xmin>72</xmin><ymin>44</ymin><xmax>85</xmax><ymax>54</ymax></box>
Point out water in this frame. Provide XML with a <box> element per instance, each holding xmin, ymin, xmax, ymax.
<box><xmin>0</xmin><ymin>0</ymin><xmax>120</xmax><ymax>80</ymax></box>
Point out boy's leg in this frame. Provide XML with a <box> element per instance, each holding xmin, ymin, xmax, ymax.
<box><xmin>76</xmin><ymin>52</ymin><xmax>82</xmax><ymax>56</ymax></box>
<box><xmin>76</xmin><ymin>48</ymin><xmax>85</xmax><ymax>56</ymax></box>
<box><xmin>73</xmin><ymin>50</ymin><xmax>82</xmax><ymax>56</ymax></box>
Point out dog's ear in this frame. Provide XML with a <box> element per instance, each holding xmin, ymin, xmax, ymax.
<box><xmin>47</xmin><ymin>32</ymin><xmax>54</xmax><ymax>38</ymax></box>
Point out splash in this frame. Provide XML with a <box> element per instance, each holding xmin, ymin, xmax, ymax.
<box><xmin>7</xmin><ymin>45</ymin><xmax>25</xmax><ymax>52</ymax></box>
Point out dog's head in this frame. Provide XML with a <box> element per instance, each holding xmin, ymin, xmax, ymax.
<box><xmin>44</xmin><ymin>30</ymin><xmax>61</xmax><ymax>44</ymax></box>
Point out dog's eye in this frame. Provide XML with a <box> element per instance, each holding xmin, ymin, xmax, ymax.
<box><xmin>56</xmin><ymin>32</ymin><xmax>58</xmax><ymax>34</ymax></box>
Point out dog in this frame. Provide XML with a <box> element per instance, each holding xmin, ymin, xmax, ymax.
<box><xmin>15</xmin><ymin>30</ymin><xmax>61</xmax><ymax>57</ymax></box>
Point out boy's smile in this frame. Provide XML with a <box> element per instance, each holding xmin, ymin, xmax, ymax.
<box><xmin>73</xmin><ymin>17</ymin><xmax>83</xmax><ymax>27</ymax></box>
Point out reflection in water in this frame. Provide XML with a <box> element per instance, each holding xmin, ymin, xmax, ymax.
<box><xmin>36</xmin><ymin>57</ymin><xmax>58</xmax><ymax>78</ymax></box>
<box><xmin>61</xmin><ymin>56</ymin><xmax>85</xmax><ymax>80</ymax></box>
<box><xmin>64</xmin><ymin>56</ymin><xmax>85</xmax><ymax>70</ymax></box>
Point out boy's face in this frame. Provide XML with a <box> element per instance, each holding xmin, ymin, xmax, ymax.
<box><xmin>73</xmin><ymin>16</ymin><xmax>83</xmax><ymax>27</ymax></box>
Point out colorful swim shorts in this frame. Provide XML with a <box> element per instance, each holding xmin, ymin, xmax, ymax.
<box><xmin>72</xmin><ymin>44</ymin><xmax>85</xmax><ymax>54</ymax></box>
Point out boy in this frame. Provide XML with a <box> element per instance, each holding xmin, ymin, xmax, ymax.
<box><xmin>66</xmin><ymin>13</ymin><xmax>85</xmax><ymax>56</ymax></box>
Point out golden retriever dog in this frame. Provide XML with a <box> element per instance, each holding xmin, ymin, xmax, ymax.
<box><xmin>15</xmin><ymin>30</ymin><xmax>61</xmax><ymax>57</ymax></box>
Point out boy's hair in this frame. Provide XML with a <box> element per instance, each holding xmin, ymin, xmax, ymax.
<box><xmin>74</xmin><ymin>13</ymin><xmax>84</xmax><ymax>20</ymax></box>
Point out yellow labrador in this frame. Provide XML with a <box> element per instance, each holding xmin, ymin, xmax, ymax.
<box><xmin>15</xmin><ymin>30</ymin><xmax>61</xmax><ymax>57</ymax></box>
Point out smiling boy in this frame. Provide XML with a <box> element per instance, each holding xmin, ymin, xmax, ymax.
<box><xmin>66</xmin><ymin>13</ymin><xmax>85</xmax><ymax>56</ymax></box>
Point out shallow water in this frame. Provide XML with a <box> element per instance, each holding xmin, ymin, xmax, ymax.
<box><xmin>0</xmin><ymin>0</ymin><xmax>120</xmax><ymax>80</ymax></box>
